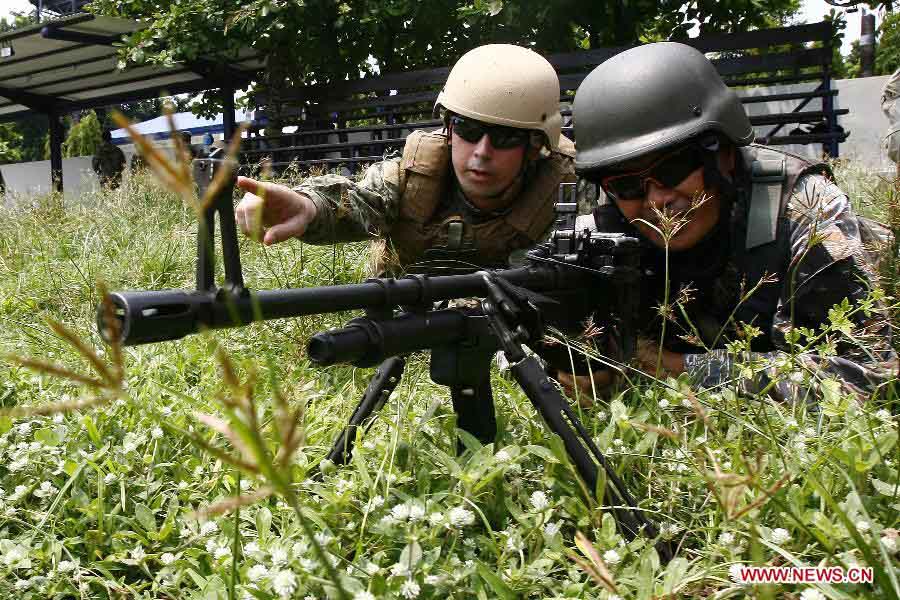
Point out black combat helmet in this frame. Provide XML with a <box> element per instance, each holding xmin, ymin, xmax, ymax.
<box><xmin>573</xmin><ymin>42</ymin><xmax>755</xmax><ymax>174</ymax></box>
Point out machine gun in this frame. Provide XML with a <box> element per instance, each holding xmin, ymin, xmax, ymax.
<box><xmin>97</xmin><ymin>158</ymin><xmax>673</xmax><ymax>562</ymax></box>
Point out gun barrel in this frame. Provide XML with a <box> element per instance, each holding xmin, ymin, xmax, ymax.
<box><xmin>307</xmin><ymin>310</ymin><xmax>470</xmax><ymax>367</ymax></box>
<box><xmin>100</xmin><ymin>265</ymin><xmax>580</xmax><ymax>346</ymax></box>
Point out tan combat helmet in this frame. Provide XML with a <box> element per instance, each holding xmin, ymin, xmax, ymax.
<box><xmin>434</xmin><ymin>44</ymin><xmax>563</xmax><ymax>151</ymax></box>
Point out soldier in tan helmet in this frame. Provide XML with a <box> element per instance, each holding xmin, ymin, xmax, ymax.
<box><xmin>235</xmin><ymin>44</ymin><xmax>574</xmax><ymax>272</ymax></box>
<box><xmin>234</xmin><ymin>44</ymin><xmax>576</xmax><ymax>444</ymax></box>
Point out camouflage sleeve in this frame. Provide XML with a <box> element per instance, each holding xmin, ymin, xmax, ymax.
<box><xmin>294</xmin><ymin>157</ymin><xmax>403</xmax><ymax>245</ymax></box>
<box><xmin>683</xmin><ymin>173</ymin><xmax>898</xmax><ymax>401</ymax></box>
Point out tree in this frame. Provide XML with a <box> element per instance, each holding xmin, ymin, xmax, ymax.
<box><xmin>87</xmin><ymin>0</ymin><xmax>802</xmax><ymax>118</ymax></box>
<box><xmin>877</xmin><ymin>10</ymin><xmax>900</xmax><ymax>75</ymax></box>
<box><xmin>62</xmin><ymin>111</ymin><xmax>103</xmax><ymax>158</ymax></box>
<box><xmin>0</xmin><ymin>124</ymin><xmax>23</xmax><ymax>164</ymax></box>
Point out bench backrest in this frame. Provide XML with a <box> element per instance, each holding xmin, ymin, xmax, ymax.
<box><xmin>243</xmin><ymin>21</ymin><xmax>843</xmax><ymax>174</ymax></box>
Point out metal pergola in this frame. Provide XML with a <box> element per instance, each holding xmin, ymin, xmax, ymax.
<box><xmin>0</xmin><ymin>12</ymin><xmax>263</xmax><ymax>191</ymax></box>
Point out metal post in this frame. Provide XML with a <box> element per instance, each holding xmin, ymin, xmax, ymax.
<box><xmin>220</xmin><ymin>87</ymin><xmax>236</xmax><ymax>143</ymax></box>
<box><xmin>861</xmin><ymin>12</ymin><xmax>876</xmax><ymax>78</ymax></box>
<box><xmin>822</xmin><ymin>27</ymin><xmax>839</xmax><ymax>158</ymax></box>
<box><xmin>48</xmin><ymin>111</ymin><xmax>64</xmax><ymax>193</ymax></box>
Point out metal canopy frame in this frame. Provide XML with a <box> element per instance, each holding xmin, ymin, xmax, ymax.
<box><xmin>0</xmin><ymin>13</ymin><xmax>262</xmax><ymax>191</ymax></box>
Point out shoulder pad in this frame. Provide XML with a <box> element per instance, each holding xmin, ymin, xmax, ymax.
<box><xmin>746</xmin><ymin>154</ymin><xmax>785</xmax><ymax>249</ymax></box>
<box><xmin>402</xmin><ymin>129</ymin><xmax>449</xmax><ymax>176</ymax></box>
<box><xmin>555</xmin><ymin>133</ymin><xmax>576</xmax><ymax>158</ymax></box>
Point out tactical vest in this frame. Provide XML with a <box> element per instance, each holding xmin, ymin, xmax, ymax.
<box><xmin>385</xmin><ymin>129</ymin><xmax>576</xmax><ymax>271</ymax></box>
<box><xmin>728</xmin><ymin>145</ymin><xmax>833</xmax><ymax>348</ymax></box>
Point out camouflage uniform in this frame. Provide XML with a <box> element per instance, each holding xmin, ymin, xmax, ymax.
<box><xmin>295</xmin><ymin>130</ymin><xmax>577</xmax><ymax>273</ymax></box>
<box><xmin>92</xmin><ymin>141</ymin><xmax>126</xmax><ymax>187</ymax></box>
<box><xmin>636</xmin><ymin>146</ymin><xmax>897</xmax><ymax>401</ymax></box>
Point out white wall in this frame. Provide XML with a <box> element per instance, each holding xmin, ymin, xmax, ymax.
<box><xmin>738</xmin><ymin>75</ymin><xmax>893</xmax><ymax>175</ymax></box>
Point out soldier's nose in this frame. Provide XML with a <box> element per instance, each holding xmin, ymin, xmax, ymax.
<box><xmin>472</xmin><ymin>134</ymin><xmax>494</xmax><ymax>158</ymax></box>
<box><xmin>644</xmin><ymin>180</ymin><xmax>679</xmax><ymax>212</ymax></box>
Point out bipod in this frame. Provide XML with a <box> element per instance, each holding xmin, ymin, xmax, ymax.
<box><xmin>326</xmin><ymin>356</ymin><xmax>405</xmax><ymax>465</ymax></box>
<box><xmin>479</xmin><ymin>272</ymin><xmax>675</xmax><ymax>563</ymax></box>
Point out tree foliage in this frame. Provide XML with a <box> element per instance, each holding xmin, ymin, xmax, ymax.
<box><xmin>876</xmin><ymin>10</ymin><xmax>900</xmax><ymax>76</ymax></box>
<box><xmin>0</xmin><ymin>124</ymin><xmax>23</xmax><ymax>164</ymax></box>
<box><xmin>62</xmin><ymin>111</ymin><xmax>104</xmax><ymax>158</ymax></box>
<box><xmin>86</xmin><ymin>0</ymin><xmax>801</xmax><ymax>116</ymax></box>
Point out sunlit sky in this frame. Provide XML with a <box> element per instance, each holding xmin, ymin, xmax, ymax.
<box><xmin>0</xmin><ymin>0</ymin><xmax>885</xmax><ymax>57</ymax></box>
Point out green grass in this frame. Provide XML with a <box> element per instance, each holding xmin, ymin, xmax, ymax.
<box><xmin>0</xmin><ymin>166</ymin><xmax>897</xmax><ymax>599</ymax></box>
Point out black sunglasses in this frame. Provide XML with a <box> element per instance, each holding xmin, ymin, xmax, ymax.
<box><xmin>449</xmin><ymin>115</ymin><xmax>531</xmax><ymax>150</ymax></box>
<box><xmin>598</xmin><ymin>145</ymin><xmax>706</xmax><ymax>201</ymax></box>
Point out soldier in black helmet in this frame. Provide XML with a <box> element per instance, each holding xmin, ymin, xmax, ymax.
<box><xmin>565</xmin><ymin>42</ymin><xmax>896</xmax><ymax>402</ymax></box>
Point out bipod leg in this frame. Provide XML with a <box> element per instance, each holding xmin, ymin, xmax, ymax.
<box><xmin>326</xmin><ymin>356</ymin><xmax>405</xmax><ymax>466</ymax></box>
<box><xmin>510</xmin><ymin>355</ymin><xmax>675</xmax><ymax>563</ymax></box>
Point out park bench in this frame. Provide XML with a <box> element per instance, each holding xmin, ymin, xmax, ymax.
<box><xmin>243</xmin><ymin>21</ymin><xmax>845</xmax><ymax>174</ymax></box>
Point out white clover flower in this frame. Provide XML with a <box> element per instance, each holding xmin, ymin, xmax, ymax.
<box><xmin>718</xmin><ymin>531</ymin><xmax>735</xmax><ymax>545</ymax></box>
<box><xmin>495</xmin><ymin>449</ymin><xmax>512</xmax><ymax>462</ymax></box>
<box><xmin>52</xmin><ymin>413</ymin><xmax>65</xmax><ymax>423</ymax></box>
<box><xmin>353</xmin><ymin>592</ymin><xmax>376</xmax><ymax>600</ymax></box>
<box><xmin>14</xmin><ymin>578</ymin><xmax>31</xmax><ymax>590</ymax></box>
<box><xmin>205</xmin><ymin>539</ymin><xmax>219</xmax><ymax>553</ymax></box>
<box><xmin>335</xmin><ymin>479</ymin><xmax>353</xmax><ymax>494</ymax></box>
<box><xmin>544</xmin><ymin>521</ymin><xmax>562</xmax><ymax>537</ymax></box>
<box><xmin>400</xmin><ymin>579</ymin><xmax>420</xmax><ymax>599</ymax></box>
<box><xmin>505</xmin><ymin>534</ymin><xmax>523</xmax><ymax>553</ymax></box>
<box><xmin>160</xmin><ymin>406</ymin><xmax>173</xmax><ymax>417</ymax></box>
<box><xmin>368</xmin><ymin>495</ymin><xmax>385</xmax><ymax>509</ymax></box>
<box><xmin>104</xmin><ymin>473</ymin><xmax>117</xmax><ymax>484</ymax></box>
<box><xmin>658</xmin><ymin>398</ymin><xmax>670</xmax><ymax>409</ymax></box>
<box><xmin>151</xmin><ymin>427</ymin><xmax>164</xmax><ymax>440</ymax></box>
<box><xmin>379</xmin><ymin>515</ymin><xmax>397</xmax><ymax>528</ymax></box>
<box><xmin>799</xmin><ymin>589</ymin><xmax>826</xmax><ymax>600</ymax></box>
<box><xmin>391</xmin><ymin>503</ymin><xmax>412</xmax><ymax>521</ymax></box>
<box><xmin>131</xmin><ymin>545</ymin><xmax>146</xmax><ymax>562</ymax></box>
<box><xmin>875</xmin><ymin>409</ymin><xmax>892</xmax><ymax>422</ymax></box>
<box><xmin>160</xmin><ymin>552</ymin><xmax>177</xmax><ymax>566</ymax></box>
<box><xmin>771</xmin><ymin>528</ymin><xmax>791</xmax><ymax>545</ymax></box>
<box><xmin>390</xmin><ymin>562</ymin><xmax>410</xmax><ymax>578</ymax></box>
<box><xmin>271</xmin><ymin>569</ymin><xmax>297</xmax><ymax>599</ymax></box>
<box><xmin>12</xmin><ymin>484</ymin><xmax>27</xmax><ymax>499</ymax></box>
<box><xmin>314</xmin><ymin>532</ymin><xmax>332</xmax><ymax>546</ymax></box>
<box><xmin>199</xmin><ymin>521</ymin><xmax>219</xmax><ymax>536</ymax></box>
<box><xmin>57</xmin><ymin>559</ymin><xmax>77</xmax><ymax>573</ymax></box>
<box><xmin>16</xmin><ymin>422</ymin><xmax>32</xmax><ymax>436</ymax></box>
<box><xmin>428</xmin><ymin>512</ymin><xmax>444</xmax><ymax>526</ymax></box>
<box><xmin>424</xmin><ymin>574</ymin><xmax>441</xmax><ymax>585</ymax></box>
<box><xmin>729</xmin><ymin>563</ymin><xmax>744</xmax><ymax>583</ymax></box>
<box><xmin>179</xmin><ymin>525</ymin><xmax>194</xmax><ymax>538</ymax></box>
<box><xmin>530</xmin><ymin>491</ymin><xmax>550</xmax><ymax>511</ymax></box>
<box><xmin>122</xmin><ymin>432</ymin><xmax>142</xmax><ymax>454</ymax></box>
<box><xmin>856</xmin><ymin>521</ymin><xmax>871</xmax><ymax>533</ymax></box>
<box><xmin>270</xmin><ymin>546</ymin><xmax>289</xmax><ymax>565</ymax></box>
<box><xmin>299</xmin><ymin>557</ymin><xmax>317</xmax><ymax>570</ymax></box>
<box><xmin>8</xmin><ymin>456</ymin><xmax>27</xmax><ymax>472</ymax></box>
<box><xmin>447</xmin><ymin>506</ymin><xmax>475</xmax><ymax>528</ymax></box>
<box><xmin>247</xmin><ymin>564</ymin><xmax>269</xmax><ymax>580</ymax></box>
<box><xmin>245</xmin><ymin>541</ymin><xmax>261</xmax><ymax>554</ymax></box>
<box><xmin>408</xmin><ymin>503</ymin><xmax>425</xmax><ymax>522</ymax></box>
<box><xmin>602</xmin><ymin>549</ymin><xmax>621</xmax><ymax>565</ymax></box>
<box><xmin>881</xmin><ymin>535</ymin><xmax>898</xmax><ymax>554</ymax></box>
<box><xmin>33</xmin><ymin>481</ymin><xmax>57</xmax><ymax>498</ymax></box>
<box><xmin>364</xmin><ymin>560</ymin><xmax>380</xmax><ymax>575</ymax></box>
<box><xmin>214</xmin><ymin>546</ymin><xmax>232</xmax><ymax>560</ymax></box>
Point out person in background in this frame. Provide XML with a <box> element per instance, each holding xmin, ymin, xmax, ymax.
<box><xmin>92</xmin><ymin>130</ymin><xmax>126</xmax><ymax>188</ymax></box>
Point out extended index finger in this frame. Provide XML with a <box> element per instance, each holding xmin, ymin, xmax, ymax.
<box><xmin>236</xmin><ymin>176</ymin><xmax>269</xmax><ymax>196</ymax></box>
